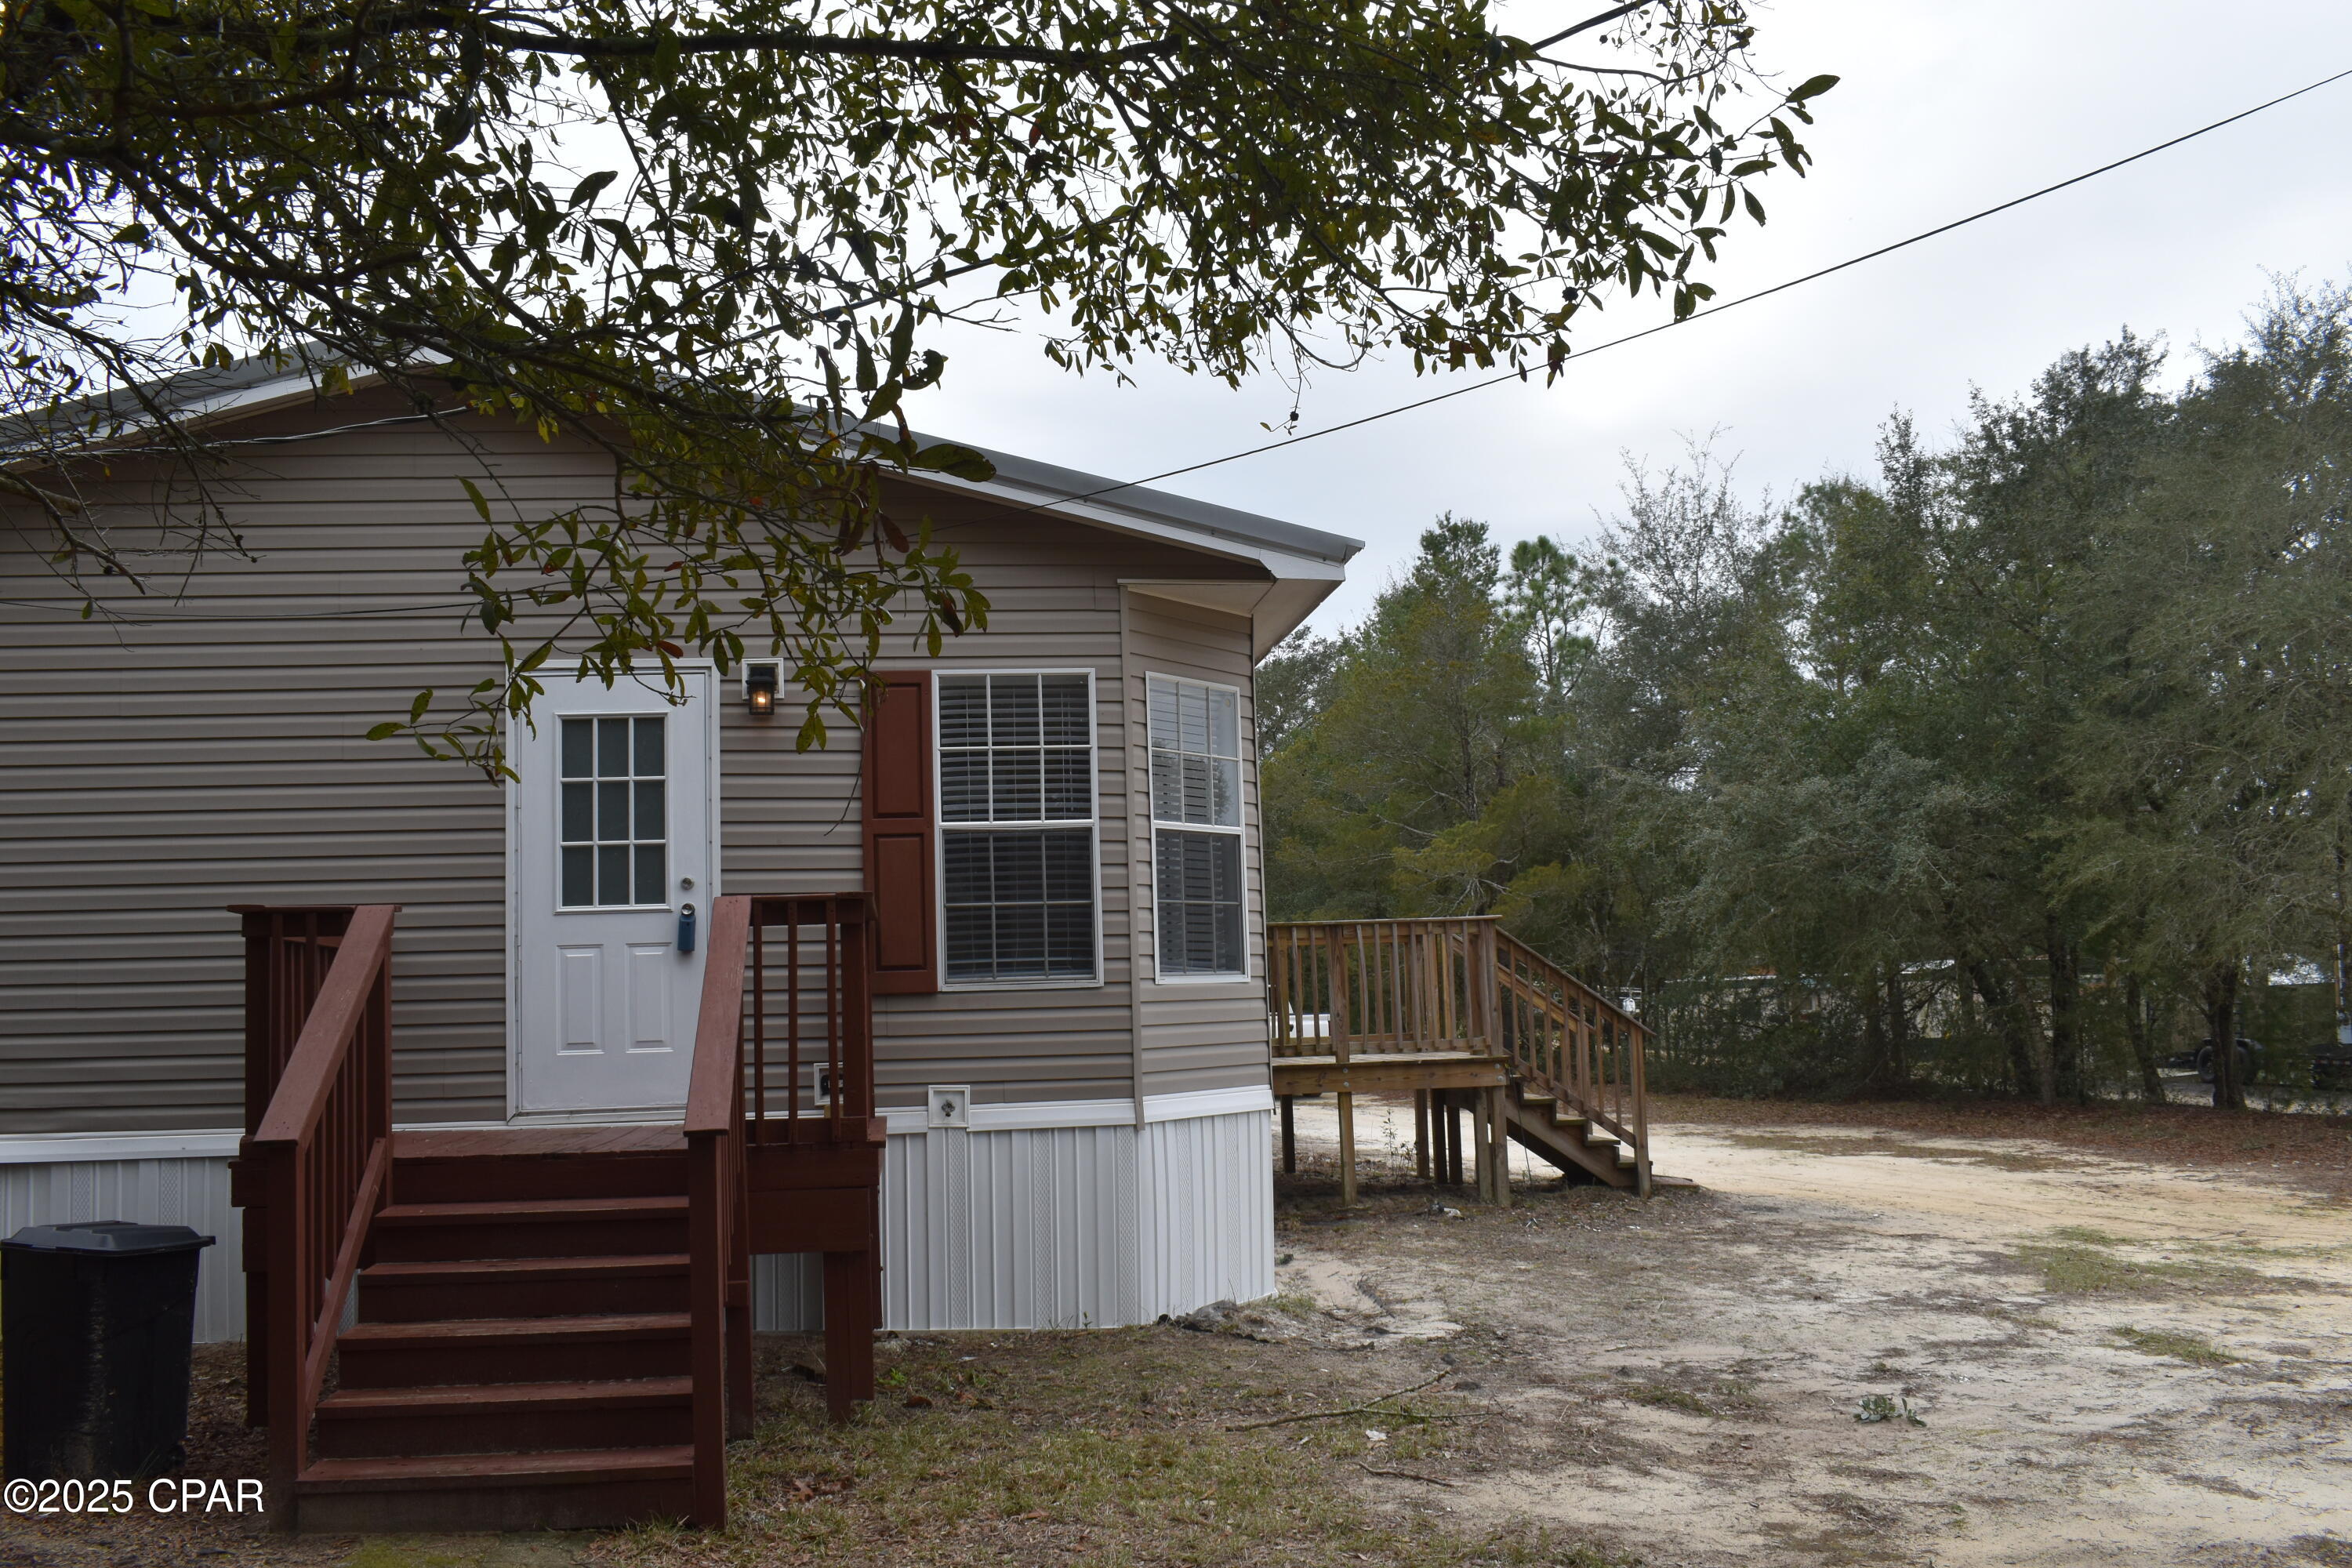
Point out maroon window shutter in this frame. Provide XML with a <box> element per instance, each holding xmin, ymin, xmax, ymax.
<box><xmin>862</xmin><ymin>670</ymin><xmax>938</xmax><ymax>994</ymax></box>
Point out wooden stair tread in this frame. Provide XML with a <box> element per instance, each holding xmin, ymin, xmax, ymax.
<box><xmin>395</xmin><ymin>1125</ymin><xmax>686</xmax><ymax>1160</ymax></box>
<box><xmin>362</xmin><ymin>1253</ymin><xmax>689</xmax><ymax>1282</ymax></box>
<box><xmin>299</xmin><ymin>1446</ymin><xmax>695</xmax><ymax>1492</ymax></box>
<box><xmin>319</xmin><ymin>1377</ymin><xmax>691</xmax><ymax>1417</ymax></box>
<box><xmin>339</xmin><ymin>1312</ymin><xmax>688</xmax><ymax>1346</ymax></box>
<box><xmin>376</xmin><ymin>1195</ymin><xmax>688</xmax><ymax>1225</ymax></box>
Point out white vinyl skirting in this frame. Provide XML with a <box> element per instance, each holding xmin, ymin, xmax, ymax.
<box><xmin>0</xmin><ymin>1153</ymin><xmax>245</xmax><ymax>1343</ymax></box>
<box><xmin>753</xmin><ymin>1101</ymin><xmax>1276</xmax><ymax>1332</ymax></box>
<box><xmin>0</xmin><ymin>1095</ymin><xmax>1276</xmax><ymax>1343</ymax></box>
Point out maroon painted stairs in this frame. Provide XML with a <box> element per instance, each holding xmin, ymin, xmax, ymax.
<box><xmin>294</xmin><ymin>1132</ymin><xmax>700</xmax><ymax>1532</ymax></box>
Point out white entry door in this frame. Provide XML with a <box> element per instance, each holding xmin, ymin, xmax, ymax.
<box><xmin>511</xmin><ymin>671</ymin><xmax>718</xmax><ymax>1116</ymax></box>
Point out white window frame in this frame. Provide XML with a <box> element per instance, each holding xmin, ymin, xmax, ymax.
<box><xmin>554</xmin><ymin>710</ymin><xmax>677</xmax><ymax>912</ymax></box>
<box><xmin>1145</xmin><ymin>673</ymin><xmax>1250</xmax><ymax>983</ymax></box>
<box><xmin>933</xmin><ymin>667</ymin><xmax>1106</xmax><ymax>992</ymax></box>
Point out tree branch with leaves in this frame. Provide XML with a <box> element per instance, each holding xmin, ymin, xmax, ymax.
<box><xmin>2</xmin><ymin>0</ymin><xmax>1831</xmax><ymax>770</ymax></box>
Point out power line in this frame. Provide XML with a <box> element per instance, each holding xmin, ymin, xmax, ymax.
<box><xmin>1041</xmin><ymin>62</ymin><xmax>2352</xmax><ymax>515</ymax></box>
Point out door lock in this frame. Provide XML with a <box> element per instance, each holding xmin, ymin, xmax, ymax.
<box><xmin>677</xmin><ymin>902</ymin><xmax>697</xmax><ymax>953</ymax></box>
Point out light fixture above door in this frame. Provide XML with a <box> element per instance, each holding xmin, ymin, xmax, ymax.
<box><xmin>742</xmin><ymin>660</ymin><xmax>782</xmax><ymax>716</ymax></box>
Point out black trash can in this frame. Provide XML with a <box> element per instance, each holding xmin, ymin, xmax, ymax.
<box><xmin>2</xmin><ymin>1221</ymin><xmax>216</xmax><ymax>1480</ymax></box>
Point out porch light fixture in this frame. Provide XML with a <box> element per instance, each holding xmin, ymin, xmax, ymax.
<box><xmin>742</xmin><ymin>661</ymin><xmax>781</xmax><ymax>717</ymax></box>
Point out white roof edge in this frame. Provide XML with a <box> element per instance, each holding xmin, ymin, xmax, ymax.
<box><xmin>42</xmin><ymin>357</ymin><xmax>1363</xmax><ymax>614</ymax></box>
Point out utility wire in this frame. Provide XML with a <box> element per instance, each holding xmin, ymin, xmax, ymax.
<box><xmin>1039</xmin><ymin>62</ymin><xmax>2352</xmax><ymax>516</ymax></box>
<box><xmin>31</xmin><ymin>61</ymin><xmax>2350</xmax><ymax>623</ymax></box>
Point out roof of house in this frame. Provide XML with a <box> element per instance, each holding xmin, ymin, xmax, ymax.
<box><xmin>40</xmin><ymin>355</ymin><xmax>1358</xmax><ymax>650</ymax></box>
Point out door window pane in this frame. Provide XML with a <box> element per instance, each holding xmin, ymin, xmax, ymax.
<box><xmin>936</xmin><ymin>673</ymin><xmax>1098</xmax><ymax>983</ymax></box>
<box><xmin>559</xmin><ymin>713</ymin><xmax>668</xmax><ymax>908</ymax></box>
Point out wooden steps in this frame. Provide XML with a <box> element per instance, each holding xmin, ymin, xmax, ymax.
<box><xmin>1501</xmin><ymin>1087</ymin><xmax>1641</xmax><ymax>1189</ymax></box>
<box><xmin>316</xmin><ymin>1377</ymin><xmax>693</xmax><ymax>1457</ymax></box>
<box><xmin>357</xmin><ymin>1254</ymin><xmax>692</xmax><ymax>1321</ymax></box>
<box><xmin>296</xmin><ymin>1446</ymin><xmax>696</xmax><ymax>1534</ymax></box>
<box><xmin>289</xmin><ymin>1140</ymin><xmax>702</xmax><ymax>1531</ymax></box>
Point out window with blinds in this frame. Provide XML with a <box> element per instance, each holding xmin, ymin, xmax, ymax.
<box><xmin>937</xmin><ymin>672</ymin><xmax>1100</xmax><ymax>985</ymax></box>
<box><xmin>1147</xmin><ymin>675</ymin><xmax>1245</xmax><ymax>978</ymax></box>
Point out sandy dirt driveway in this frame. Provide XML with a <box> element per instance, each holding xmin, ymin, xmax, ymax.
<box><xmin>1279</xmin><ymin>1098</ymin><xmax>2352</xmax><ymax>1567</ymax></box>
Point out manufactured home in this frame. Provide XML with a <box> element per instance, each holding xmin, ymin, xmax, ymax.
<box><xmin>0</xmin><ymin>359</ymin><xmax>1356</xmax><ymax>1526</ymax></box>
<box><xmin>2</xmin><ymin>360</ymin><xmax>1661</xmax><ymax>1531</ymax></box>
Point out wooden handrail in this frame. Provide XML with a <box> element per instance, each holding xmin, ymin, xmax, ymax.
<box><xmin>683</xmin><ymin>891</ymin><xmax>874</xmax><ymax>1527</ymax></box>
<box><xmin>1494</xmin><ymin>930</ymin><xmax>1652</xmax><ymax>1196</ymax></box>
<box><xmin>234</xmin><ymin>903</ymin><xmax>398</xmax><ymax>1515</ymax></box>
<box><xmin>1269</xmin><ymin>917</ymin><xmax>1498</xmax><ymax>1057</ymax></box>
<box><xmin>686</xmin><ymin>896</ymin><xmax>754</xmax><ymax>1136</ymax></box>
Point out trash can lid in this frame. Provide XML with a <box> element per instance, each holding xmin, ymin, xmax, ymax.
<box><xmin>2</xmin><ymin>1221</ymin><xmax>216</xmax><ymax>1256</ymax></box>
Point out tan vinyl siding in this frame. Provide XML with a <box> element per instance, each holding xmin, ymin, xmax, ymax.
<box><xmin>0</xmin><ymin>398</ymin><xmax>1279</xmax><ymax>1135</ymax></box>
<box><xmin>724</xmin><ymin>489</ymin><xmax>1265</xmax><ymax>1110</ymax></box>
<box><xmin>0</xmin><ymin>394</ymin><xmax>604</xmax><ymax>1133</ymax></box>
<box><xmin>1120</xmin><ymin>593</ymin><xmax>1272</xmax><ymax>1100</ymax></box>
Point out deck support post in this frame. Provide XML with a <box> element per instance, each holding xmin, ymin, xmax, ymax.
<box><xmin>1444</xmin><ymin>1093</ymin><xmax>1465</xmax><ymax>1186</ymax></box>
<box><xmin>1335</xmin><ymin>1090</ymin><xmax>1357</xmax><ymax>1207</ymax></box>
<box><xmin>1414</xmin><ymin>1091</ymin><xmax>1430</xmax><ymax>1180</ymax></box>
<box><xmin>1279</xmin><ymin>1096</ymin><xmax>1296</xmax><ymax>1174</ymax></box>
<box><xmin>1470</xmin><ymin>1091</ymin><xmax>1488</xmax><ymax>1203</ymax></box>
<box><xmin>822</xmin><ymin>1243</ymin><xmax>877</xmax><ymax>1424</ymax></box>
<box><xmin>1484</xmin><ymin>1086</ymin><xmax>1511</xmax><ymax>1207</ymax></box>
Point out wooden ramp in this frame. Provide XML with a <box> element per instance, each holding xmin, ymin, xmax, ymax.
<box><xmin>230</xmin><ymin>897</ymin><xmax>882</xmax><ymax>1533</ymax></box>
<box><xmin>1270</xmin><ymin>919</ymin><xmax>1653</xmax><ymax>1203</ymax></box>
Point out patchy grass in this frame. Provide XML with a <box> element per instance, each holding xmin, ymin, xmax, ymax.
<box><xmin>1617</xmin><ymin>1377</ymin><xmax>1762</xmax><ymax>1419</ymax></box>
<box><xmin>2010</xmin><ymin>1231</ymin><xmax>2290</xmax><ymax>1297</ymax></box>
<box><xmin>1719</xmin><ymin>1131</ymin><xmax>2075</xmax><ymax>1173</ymax></box>
<box><xmin>2112</xmin><ymin>1327</ymin><xmax>2241</xmax><ymax>1367</ymax></box>
<box><xmin>587</xmin><ymin>1329</ymin><xmax>1623</xmax><ymax>1568</ymax></box>
<box><xmin>2049</xmin><ymin>1225</ymin><xmax>2129</xmax><ymax>1247</ymax></box>
<box><xmin>1624</xmin><ymin>1383</ymin><xmax>1715</xmax><ymax>1416</ymax></box>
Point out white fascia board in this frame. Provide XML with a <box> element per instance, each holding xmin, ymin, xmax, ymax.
<box><xmin>890</xmin><ymin>466</ymin><xmax>1349</xmax><ymax>586</ymax></box>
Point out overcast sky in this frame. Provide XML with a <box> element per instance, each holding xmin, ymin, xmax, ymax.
<box><xmin>901</xmin><ymin>0</ymin><xmax>2352</xmax><ymax>635</ymax></box>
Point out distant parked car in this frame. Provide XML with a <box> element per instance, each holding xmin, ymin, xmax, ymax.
<box><xmin>2194</xmin><ymin>1036</ymin><xmax>2262</xmax><ymax>1086</ymax></box>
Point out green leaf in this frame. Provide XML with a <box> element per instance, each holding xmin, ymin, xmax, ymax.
<box><xmin>907</xmin><ymin>441</ymin><xmax>996</xmax><ymax>482</ymax></box>
<box><xmin>409</xmin><ymin>688</ymin><xmax>434</xmax><ymax>722</ymax></box>
<box><xmin>365</xmin><ymin>722</ymin><xmax>404</xmax><ymax>741</ymax></box>
<box><xmin>459</xmin><ymin>477</ymin><xmax>494</xmax><ymax>524</ymax></box>
<box><xmin>1788</xmin><ymin>74</ymin><xmax>1840</xmax><ymax>102</ymax></box>
<box><xmin>568</xmin><ymin>170</ymin><xmax>619</xmax><ymax>209</ymax></box>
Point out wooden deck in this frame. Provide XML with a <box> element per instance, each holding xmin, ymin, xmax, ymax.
<box><xmin>1270</xmin><ymin>918</ymin><xmax>1654</xmax><ymax>1206</ymax></box>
